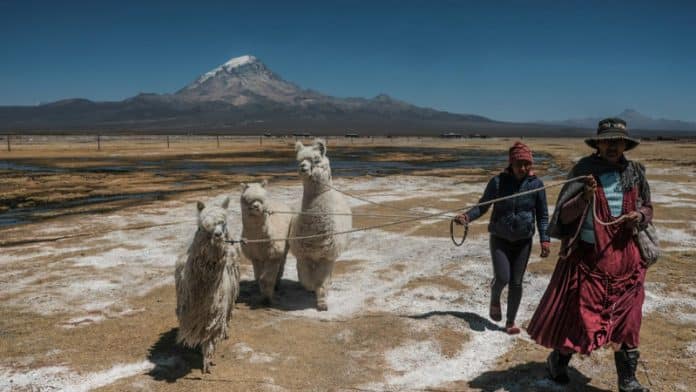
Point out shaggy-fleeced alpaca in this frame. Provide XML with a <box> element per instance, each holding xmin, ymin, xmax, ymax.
<box><xmin>175</xmin><ymin>197</ymin><xmax>240</xmax><ymax>373</ymax></box>
<box><xmin>240</xmin><ymin>180</ymin><xmax>293</xmax><ymax>304</ymax></box>
<box><xmin>289</xmin><ymin>139</ymin><xmax>352</xmax><ymax>311</ymax></box>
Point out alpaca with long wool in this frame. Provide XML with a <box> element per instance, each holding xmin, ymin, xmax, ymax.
<box><xmin>175</xmin><ymin>197</ymin><xmax>240</xmax><ymax>373</ymax></box>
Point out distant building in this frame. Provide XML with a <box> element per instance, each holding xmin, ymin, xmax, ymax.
<box><xmin>439</xmin><ymin>132</ymin><xmax>463</xmax><ymax>138</ymax></box>
<box><xmin>344</xmin><ymin>133</ymin><xmax>359</xmax><ymax>138</ymax></box>
<box><xmin>468</xmin><ymin>133</ymin><xmax>488</xmax><ymax>138</ymax></box>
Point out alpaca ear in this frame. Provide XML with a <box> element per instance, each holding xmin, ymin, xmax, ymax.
<box><xmin>295</xmin><ymin>141</ymin><xmax>304</xmax><ymax>152</ymax></box>
<box><xmin>240</xmin><ymin>182</ymin><xmax>248</xmax><ymax>192</ymax></box>
<box><xmin>314</xmin><ymin>138</ymin><xmax>326</xmax><ymax>156</ymax></box>
<box><xmin>261</xmin><ymin>179</ymin><xmax>268</xmax><ymax>188</ymax></box>
<box><xmin>197</xmin><ymin>201</ymin><xmax>205</xmax><ymax>212</ymax></box>
<box><xmin>221</xmin><ymin>196</ymin><xmax>230</xmax><ymax>209</ymax></box>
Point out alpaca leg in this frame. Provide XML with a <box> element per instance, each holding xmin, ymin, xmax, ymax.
<box><xmin>223</xmin><ymin>304</ymin><xmax>232</xmax><ymax>340</ymax></box>
<box><xmin>259</xmin><ymin>261</ymin><xmax>282</xmax><ymax>304</ymax></box>
<box><xmin>251</xmin><ymin>258</ymin><xmax>263</xmax><ymax>282</ymax></box>
<box><xmin>201</xmin><ymin>340</ymin><xmax>215</xmax><ymax>373</ymax></box>
<box><xmin>275</xmin><ymin>257</ymin><xmax>286</xmax><ymax>290</ymax></box>
<box><xmin>316</xmin><ymin>285</ymin><xmax>328</xmax><ymax>311</ymax></box>
<box><xmin>315</xmin><ymin>261</ymin><xmax>335</xmax><ymax>311</ymax></box>
<box><xmin>296</xmin><ymin>259</ymin><xmax>316</xmax><ymax>291</ymax></box>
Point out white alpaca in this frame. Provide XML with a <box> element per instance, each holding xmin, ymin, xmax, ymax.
<box><xmin>240</xmin><ymin>180</ymin><xmax>293</xmax><ymax>304</ymax></box>
<box><xmin>289</xmin><ymin>139</ymin><xmax>352</xmax><ymax>311</ymax></box>
<box><xmin>175</xmin><ymin>197</ymin><xmax>240</xmax><ymax>373</ymax></box>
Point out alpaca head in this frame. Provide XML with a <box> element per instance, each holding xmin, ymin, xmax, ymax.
<box><xmin>240</xmin><ymin>180</ymin><xmax>269</xmax><ymax>218</ymax></box>
<box><xmin>196</xmin><ymin>197</ymin><xmax>230</xmax><ymax>243</ymax></box>
<box><xmin>295</xmin><ymin>138</ymin><xmax>331</xmax><ymax>184</ymax></box>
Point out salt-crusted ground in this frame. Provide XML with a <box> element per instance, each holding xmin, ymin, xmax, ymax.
<box><xmin>1</xmin><ymin>138</ymin><xmax>695</xmax><ymax>391</ymax></box>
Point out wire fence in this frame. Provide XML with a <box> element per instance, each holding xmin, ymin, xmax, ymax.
<box><xmin>0</xmin><ymin>133</ymin><xmax>511</xmax><ymax>153</ymax></box>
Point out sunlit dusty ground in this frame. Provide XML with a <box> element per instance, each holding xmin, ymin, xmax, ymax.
<box><xmin>1</xmin><ymin>137</ymin><xmax>695</xmax><ymax>391</ymax></box>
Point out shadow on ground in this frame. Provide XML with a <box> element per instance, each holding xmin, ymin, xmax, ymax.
<box><xmin>408</xmin><ymin>311</ymin><xmax>503</xmax><ymax>332</ymax></box>
<box><xmin>237</xmin><ymin>279</ymin><xmax>316</xmax><ymax>311</ymax></box>
<box><xmin>147</xmin><ymin>328</ymin><xmax>202</xmax><ymax>383</ymax></box>
<box><xmin>468</xmin><ymin>361</ymin><xmax>612</xmax><ymax>392</ymax></box>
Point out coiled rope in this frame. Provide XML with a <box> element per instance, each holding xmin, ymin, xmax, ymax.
<box><xmin>592</xmin><ymin>192</ymin><xmax>630</xmax><ymax>226</ymax></box>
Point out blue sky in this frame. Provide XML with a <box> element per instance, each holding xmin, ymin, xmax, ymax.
<box><xmin>1</xmin><ymin>0</ymin><xmax>695</xmax><ymax>122</ymax></box>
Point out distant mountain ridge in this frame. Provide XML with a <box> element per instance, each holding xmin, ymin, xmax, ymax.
<box><xmin>0</xmin><ymin>55</ymin><xmax>507</xmax><ymax>134</ymax></box>
<box><xmin>546</xmin><ymin>109</ymin><xmax>696</xmax><ymax>131</ymax></box>
<box><xmin>1</xmin><ymin>55</ymin><xmax>693</xmax><ymax>135</ymax></box>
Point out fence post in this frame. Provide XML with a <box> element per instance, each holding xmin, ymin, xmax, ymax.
<box><xmin>217</xmin><ymin>135</ymin><xmax>220</xmax><ymax>148</ymax></box>
<box><xmin>97</xmin><ymin>135</ymin><xmax>101</xmax><ymax>151</ymax></box>
<box><xmin>166</xmin><ymin>135</ymin><xmax>170</xmax><ymax>149</ymax></box>
<box><xmin>259</xmin><ymin>135</ymin><xmax>262</xmax><ymax>146</ymax></box>
<box><xmin>6</xmin><ymin>135</ymin><xmax>10</xmax><ymax>152</ymax></box>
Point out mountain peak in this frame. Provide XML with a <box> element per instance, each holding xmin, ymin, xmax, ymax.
<box><xmin>194</xmin><ymin>54</ymin><xmax>260</xmax><ymax>85</ymax></box>
<box><xmin>221</xmin><ymin>55</ymin><xmax>257</xmax><ymax>70</ymax></box>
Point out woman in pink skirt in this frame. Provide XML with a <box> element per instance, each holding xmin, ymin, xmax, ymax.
<box><xmin>527</xmin><ymin>118</ymin><xmax>653</xmax><ymax>392</ymax></box>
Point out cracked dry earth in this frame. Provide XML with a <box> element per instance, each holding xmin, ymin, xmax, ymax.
<box><xmin>1</xmin><ymin>138</ymin><xmax>695</xmax><ymax>391</ymax></box>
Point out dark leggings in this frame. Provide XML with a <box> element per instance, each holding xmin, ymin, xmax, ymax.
<box><xmin>489</xmin><ymin>235</ymin><xmax>532</xmax><ymax>324</ymax></box>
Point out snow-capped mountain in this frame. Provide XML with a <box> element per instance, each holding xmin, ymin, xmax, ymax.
<box><xmin>9</xmin><ymin>54</ymin><xmax>689</xmax><ymax>135</ymax></box>
<box><xmin>175</xmin><ymin>55</ymin><xmax>320</xmax><ymax>106</ymax></box>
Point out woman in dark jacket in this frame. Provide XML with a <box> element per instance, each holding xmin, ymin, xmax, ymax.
<box><xmin>455</xmin><ymin>141</ymin><xmax>550</xmax><ymax>334</ymax></box>
<box><xmin>527</xmin><ymin>118</ymin><xmax>652</xmax><ymax>392</ymax></box>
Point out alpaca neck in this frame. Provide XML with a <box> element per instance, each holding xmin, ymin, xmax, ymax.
<box><xmin>241</xmin><ymin>213</ymin><xmax>267</xmax><ymax>235</ymax></box>
<box><xmin>302</xmin><ymin>177</ymin><xmax>330</xmax><ymax>207</ymax></box>
<box><xmin>190</xmin><ymin>229</ymin><xmax>227</xmax><ymax>269</ymax></box>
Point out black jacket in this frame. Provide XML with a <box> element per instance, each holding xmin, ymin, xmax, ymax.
<box><xmin>465</xmin><ymin>170</ymin><xmax>550</xmax><ymax>242</ymax></box>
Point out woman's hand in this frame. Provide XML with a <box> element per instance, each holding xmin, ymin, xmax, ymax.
<box><xmin>454</xmin><ymin>214</ymin><xmax>469</xmax><ymax>226</ymax></box>
<box><xmin>582</xmin><ymin>175</ymin><xmax>598</xmax><ymax>201</ymax></box>
<box><xmin>624</xmin><ymin>211</ymin><xmax>643</xmax><ymax>229</ymax></box>
<box><xmin>540</xmin><ymin>241</ymin><xmax>551</xmax><ymax>258</ymax></box>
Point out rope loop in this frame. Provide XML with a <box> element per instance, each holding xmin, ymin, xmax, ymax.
<box><xmin>592</xmin><ymin>192</ymin><xmax>629</xmax><ymax>226</ymax></box>
<box><xmin>449</xmin><ymin>219</ymin><xmax>468</xmax><ymax>247</ymax></box>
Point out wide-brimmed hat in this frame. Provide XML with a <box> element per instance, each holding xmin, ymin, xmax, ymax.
<box><xmin>584</xmin><ymin>117</ymin><xmax>640</xmax><ymax>151</ymax></box>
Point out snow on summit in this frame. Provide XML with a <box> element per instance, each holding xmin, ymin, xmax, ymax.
<box><xmin>196</xmin><ymin>54</ymin><xmax>258</xmax><ymax>84</ymax></box>
<box><xmin>223</xmin><ymin>55</ymin><xmax>257</xmax><ymax>69</ymax></box>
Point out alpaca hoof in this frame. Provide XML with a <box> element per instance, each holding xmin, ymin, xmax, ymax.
<box><xmin>317</xmin><ymin>301</ymin><xmax>328</xmax><ymax>311</ymax></box>
<box><xmin>202</xmin><ymin>360</ymin><xmax>215</xmax><ymax>373</ymax></box>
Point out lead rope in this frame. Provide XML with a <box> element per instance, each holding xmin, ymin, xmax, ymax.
<box><xmin>320</xmin><ymin>181</ymin><xmax>455</xmax><ymax>219</ymax></box>
<box><xmin>639</xmin><ymin>358</ymin><xmax>654</xmax><ymax>387</ymax></box>
<box><xmin>227</xmin><ymin>175</ymin><xmax>590</xmax><ymax>246</ymax></box>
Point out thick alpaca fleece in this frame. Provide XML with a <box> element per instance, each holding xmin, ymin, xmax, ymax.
<box><xmin>240</xmin><ymin>180</ymin><xmax>293</xmax><ymax>303</ymax></box>
<box><xmin>175</xmin><ymin>197</ymin><xmax>240</xmax><ymax>373</ymax></box>
<box><xmin>289</xmin><ymin>139</ymin><xmax>352</xmax><ymax>311</ymax></box>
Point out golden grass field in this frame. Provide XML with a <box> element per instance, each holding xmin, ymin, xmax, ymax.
<box><xmin>1</xmin><ymin>136</ymin><xmax>694</xmax><ymax>391</ymax></box>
